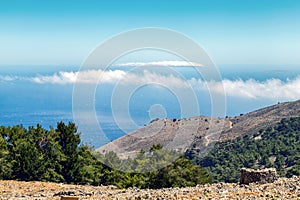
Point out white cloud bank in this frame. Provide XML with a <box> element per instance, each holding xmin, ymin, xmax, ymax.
<box><xmin>190</xmin><ymin>78</ymin><xmax>300</xmax><ymax>100</ymax></box>
<box><xmin>222</xmin><ymin>78</ymin><xmax>300</xmax><ymax>100</ymax></box>
<box><xmin>30</xmin><ymin>70</ymin><xmax>127</xmax><ymax>84</ymax></box>
<box><xmin>1</xmin><ymin>69</ymin><xmax>300</xmax><ymax>101</ymax></box>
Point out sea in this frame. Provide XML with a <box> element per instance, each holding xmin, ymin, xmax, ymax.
<box><xmin>0</xmin><ymin>64</ymin><xmax>299</xmax><ymax>148</ymax></box>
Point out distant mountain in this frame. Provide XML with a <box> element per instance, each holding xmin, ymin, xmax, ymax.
<box><xmin>97</xmin><ymin>100</ymin><xmax>300</xmax><ymax>159</ymax></box>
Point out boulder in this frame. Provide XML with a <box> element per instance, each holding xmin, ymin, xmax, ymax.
<box><xmin>240</xmin><ymin>168</ymin><xmax>278</xmax><ymax>184</ymax></box>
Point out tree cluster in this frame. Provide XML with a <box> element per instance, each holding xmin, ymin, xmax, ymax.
<box><xmin>0</xmin><ymin>122</ymin><xmax>211</xmax><ymax>188</ymax></box>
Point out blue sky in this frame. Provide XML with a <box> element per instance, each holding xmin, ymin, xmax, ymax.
<box><xmin>0</xmin><ymin>0</ymin><xmax>299</xmax><ymax>65</ymax></box>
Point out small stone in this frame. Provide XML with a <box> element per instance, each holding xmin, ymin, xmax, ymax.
<box><xmin>60</xmin><ymin>196</ymin><xmax>79</xmax><ymax>200</ymax></box>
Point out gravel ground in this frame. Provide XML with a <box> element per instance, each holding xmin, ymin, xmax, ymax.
<box><xmin>0</xmin><ymin>176</ymin><xmax>299</xmax><ymax>199</ymax></box>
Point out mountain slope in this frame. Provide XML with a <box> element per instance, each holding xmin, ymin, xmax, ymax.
<box><xmin>97</xmin><ymin>100</ymin><xmax>300</xmax><ymax>158</ymax></box>
<box><xmin>188</xmin><ymin>116</ymin><xmax>300</xmax><ymax>182</ymax></box>
<box><xmin>220</xmin><ymin>100</ymin><xmax>300</xmax><ymax>141</ymax></box>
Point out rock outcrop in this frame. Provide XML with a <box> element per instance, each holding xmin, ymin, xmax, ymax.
<box><xmin>240</xmin><ymin>168</ymin><xmax>278</xmax><ymax>184</ymax></box>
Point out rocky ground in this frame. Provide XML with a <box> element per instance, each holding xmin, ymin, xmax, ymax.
<box><xmin>0</xmin><ymin>176</ymin><xmax>299</xmax><ymax>199</ymax></box>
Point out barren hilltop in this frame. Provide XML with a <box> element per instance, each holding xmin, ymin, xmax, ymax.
<box><xmin>97</xmin><ymin>100</ymin><xmax>300</xmax><ymax>158</ymax></box>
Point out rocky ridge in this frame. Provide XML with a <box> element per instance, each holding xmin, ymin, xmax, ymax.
<box><xmin>97</xmin><ymin>100</ymin><xmax>300</xmax><ymax>158</ymax></box>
